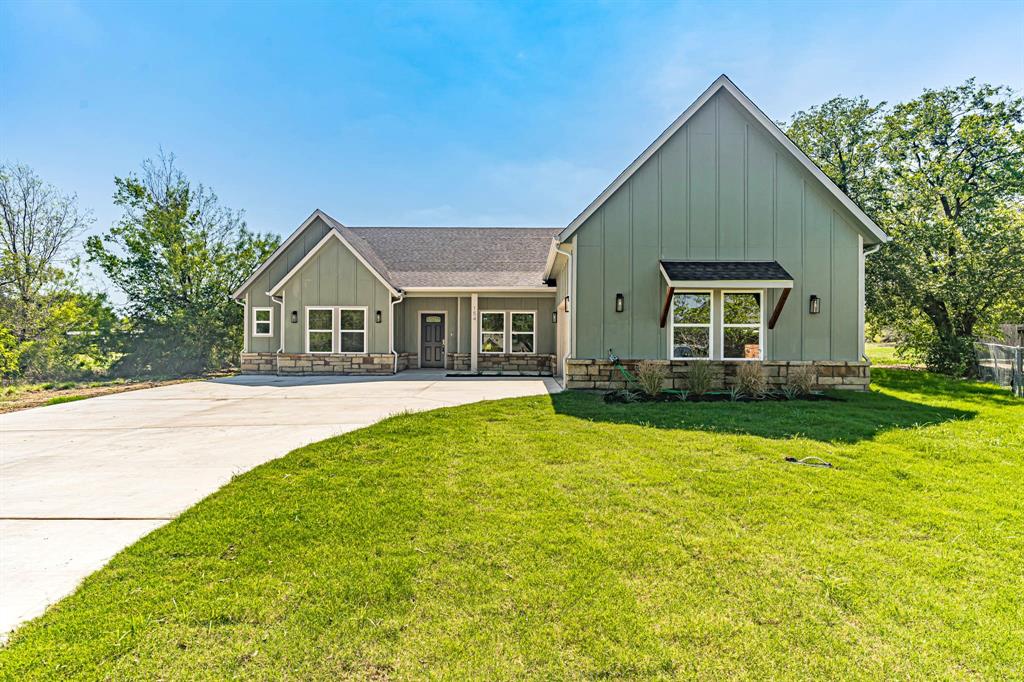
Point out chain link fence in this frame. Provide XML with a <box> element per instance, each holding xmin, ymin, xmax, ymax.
<box><xmin>975</xmin><ymin>342</ymin><xmax>1023</xmax><ymax>397</ymax></box>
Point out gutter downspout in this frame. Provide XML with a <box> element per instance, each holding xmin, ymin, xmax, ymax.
<box><xmin>390</xmin><ymin>292</ymin><xmax>405</xmax><ymax>374</ymax></box>
<box><xmin>234</xmin><ymin>297</ymin><xmax>247</xmax><ymax>353</ymax></box>
<box><xmin>555</xmin><ymin>244</ymin><xmax>573</xmax><ymax>387</ymax></box>
<box><xmin>270</xmin><ymin>295</ymin><xmax>285</xmax><ymax>353</ymax></box>
<box><xmin>860</xmin><ymin>243</ymin><xmax>883</xmax><ymax>362</ymax></box>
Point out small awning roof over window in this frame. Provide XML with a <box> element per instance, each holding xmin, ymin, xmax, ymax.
<box><xmin>659</xmin><ymin>260</ymin><xmax>793</xmax><ymax>288</ymax></box>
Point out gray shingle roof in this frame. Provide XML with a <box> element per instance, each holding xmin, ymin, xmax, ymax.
<box><xmin>344</xmin><ymin>227</ymin><xmax>560</xmax><ymax>289</ymax></box>
<box><xmin>660</xmin><ymin>260</ymin><xmax>793</xmax><ymax>282</ymax></box>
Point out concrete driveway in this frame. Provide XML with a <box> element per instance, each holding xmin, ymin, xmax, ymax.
<box><xmin>0</xmin><ymin>370</ymin><xmax>559</xmax><ymax>636</ymax></box>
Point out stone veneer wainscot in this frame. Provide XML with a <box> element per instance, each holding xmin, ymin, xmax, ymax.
<box><xmin>564</xmin><ymin>359</ymin><xmax>870</xmax><ymax>392</ymax></box>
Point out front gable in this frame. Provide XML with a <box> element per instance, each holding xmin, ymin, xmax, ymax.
<box><xmin>562</xmin><ymin>75</ymin><xmax>887</xmax><ymax>247</ymax></box>
<box><xmin>569</xmin><ymin>78</ymin><xmax>876</xmax><ymax>362</ymax></box>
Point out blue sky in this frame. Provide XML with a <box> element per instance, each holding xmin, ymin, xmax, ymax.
<box><xmin>2</xmin><ymin>0</ymin><xmax>1022</xmax><ymax>286</ymax></box>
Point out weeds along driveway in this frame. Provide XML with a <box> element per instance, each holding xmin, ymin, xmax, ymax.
<box><xmin>0</xmin><ymin>370</ymin><xmax>559</xmax><ymax>636</ymax></box>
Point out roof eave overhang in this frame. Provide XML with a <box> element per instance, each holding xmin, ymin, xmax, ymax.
<box><xmin>558</xmin><ymin>74</ymin><xmax>890</xmax><ymax>246</ymax></box>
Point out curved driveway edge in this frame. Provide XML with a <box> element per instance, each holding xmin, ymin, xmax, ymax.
<box><xmin>0</xmin><ymin>371</ymin><xmax>559</xmax><ymax>636</ymax></box>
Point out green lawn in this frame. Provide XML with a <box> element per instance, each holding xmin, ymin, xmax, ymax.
<box><xmin>2</xmin><ymin>370</ymin><xmax>1022</xmax><ymax>679</ymax></box>
<box><xmin>865</xmin><ymin>342</ymin><xmax>923</xmax><ymax>368</ymax></box>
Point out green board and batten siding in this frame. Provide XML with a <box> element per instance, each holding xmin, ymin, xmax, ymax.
<box><xmin>280</xmin><ymin>237</ymin><xmax>392</xmax><ymax>353</ymax></box>
<box><xmin>573</xmin><ymin>89</ymin><xmax>863</xmax><ymax>362</ymax></box>
<box><xmin>240</xmin><ymin>218</ymin><xmax>391</xmax><ymax>354</ymax></box>
<box><xmin>242</xmin><ymin>217</ymin><xmax>332</xmax><ymax>354</ymax></box>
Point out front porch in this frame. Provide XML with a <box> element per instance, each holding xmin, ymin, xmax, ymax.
<box><xmin>241</xmin><ymin>289</ymin><xmax>562</xmax><ymax>377</ymax></box>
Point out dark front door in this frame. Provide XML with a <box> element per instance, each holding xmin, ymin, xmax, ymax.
<box><xmin>421</xmin><ymin>314</ymin><xmax>445</xmax><ymax>367</ymax></box>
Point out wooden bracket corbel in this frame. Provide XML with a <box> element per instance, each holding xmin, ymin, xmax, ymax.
<box><xmin>767</xmin><ymin>288</ymin><xmax>791</xmax><ymax>330</ymax></box>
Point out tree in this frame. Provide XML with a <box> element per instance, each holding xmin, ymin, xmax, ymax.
<box><xmin>870</xmin><ymin>80</ymin><xmax>1024</xmax><ymax>374</ymax></box>
<box><xmin>786</xmin><ymin>96</ymin><xmax>887</xmax><ymax>218</ymax></box>
<box><xmin>788</xmin><ymin>81</ymin><xmax>1024</xmax><ymax>375</ymax></box>
<box><xmin>87</xmin><ymin>153</ymin><xmax>279</xmax><ymax>374</ymax></box>
<box><xmin>0</xmin><ymin>162</ymin><xmax>93</xmax><ymax>343</ymax></box>
<box><xmin>0</xmin><ymin>163</ymin><xmax>115</xmax><ymax>380</ymax></box>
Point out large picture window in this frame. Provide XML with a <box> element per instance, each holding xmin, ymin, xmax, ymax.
<box><xmin>252</xmin><ymin>307</ymin><xmax>272</xmax><ymax>337</ymax></box>
<box><xmin>722</xmin><ymin>292</ymin><xmax>762</xmax><ymax>360</ymax></box>
<box><xmin>480</xmin><ymin>312</ymin><xmax>505</xmax><ymax>353</ymax></box>
<box><xmin>510</xmin><ymin>312</ymin><xmax>535</xmax><ymax>353</ymax></box>
<box><xmin>339</xmin><ymin>308</ymin><xmax>366</xmax><ymax>353</ymax></box>
<box><xmin>671</xmin><ymin>292</ymin><xmax>712</xmax><ymax>359</ymax></box>
<box><xmin>306</xmin><ymin>308</ymin><xmax>334</xmax><ymax>353</ymax></box>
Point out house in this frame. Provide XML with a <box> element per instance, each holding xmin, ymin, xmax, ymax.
<box><xmin>233</xmin><ymin>75</ymin><xmax>888</xmax><ymax>390</ymax></box>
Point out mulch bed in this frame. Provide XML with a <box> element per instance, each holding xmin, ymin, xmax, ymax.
<box><xmin>604</xmin><ymin>390</ymin><xmax>842</xmax><ymax>404</ymax></box>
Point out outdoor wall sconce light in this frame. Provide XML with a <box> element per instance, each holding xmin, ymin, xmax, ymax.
<box><xmin>551</xmin><ymin>310</ymin><xmax>558</xmax><ymax>324</ymax></box>
<box><xmin>615</xmin><ymin>293</ymin><xmax>625</xmax><ymax>313</ymax></box>
<box><xmin>809</xmin><ymin>295</ymin><xmax>821</xmax><ymax>315</ymax></box>
<box><xmin>564</xmin><ymin>295</ymin><xmax>570</xmax><ymax>313</ymax></box>
<box><xmin>290</xmin><ymin>310</ymin><xmax>298</xmax><ymax>323</ymax></box>
<box><xmin>375</xmin><ymin>310</ymin><xmax>382</xmax><ymax>323</ymax></box>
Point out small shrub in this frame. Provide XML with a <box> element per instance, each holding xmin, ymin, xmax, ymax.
<box><xmin>781</xmin><ymin>385</ymin><xmax>800</xmax><ymax>400</ymax></box>
<box><xmin>788</xmin><ymin>365</ymin><xmax>816</xmax><ymax>395</ymax></box>
<box><xmin>727</xmin><ymin>386</ymin><xmax>743</xmax><ymax>401</ymax></box>
<box><xmin>675</xmin><ymin>390</ymin><xmax>690</xmax><ymax>402</ymax></box>
<box><xmin>686</xmin><ymin>360</ymin><xmax>714</xmax><ymax>396</ymax></box>
<box><xmin>634</xmin><ymin>361</ymin><xmax>669</xmax><ymax>397</ymax></box>
<box><xmin>735</xmin><ymin>362</ymin><xmax>768</xmax><ymax>398</ymax></box>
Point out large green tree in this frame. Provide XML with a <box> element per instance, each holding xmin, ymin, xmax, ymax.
<box><xmin>0</xmin><ymin>163</ymin><xmax>116</xmax><ymax>380</ymax></box>
<box><xmin>788</xmin><ymin>81</ymin><xmax>1024</xmax><ymax>375</ymax></box>
<box><xmin>87</xmin><ymin>154</ymin><xmax>279</xmax><ymax>374</ymax></box>
<box><xmin>786</xmin><ymin>96</ymin><xmax>887</xmax><ymax>219</ymax></box>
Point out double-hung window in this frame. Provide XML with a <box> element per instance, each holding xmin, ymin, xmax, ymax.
<box><xmin>480</xmin><ymin>312</ymin><xmax>505</xmax><ymax>353</ymax></box>
<box><xmin>339</xmin><ymin>308</ymin><xmax>366</xmax><ymax>353</ymax></box>
<box><xmin>252</xmin><ymin>307</ymin><xmax>272</xmax><ymax>337</ymax></box>
<box><xmin>510</xmin><ymin>312</ymin><xmax>535</xmax><ymax>353</ymax></box>
<box><xmin>306</xmin><ymin>308</ymin><xmax>334</xmax><ymax>353</ymax></box>
<box><xmin>722</xmin><ymin>292</ymin><xmax>762</xmax><ymax>360</ymax></box>
<box><xmin>671</xmin><ymin>292</ymin><xmax>712</xmax><ymax>359</ymax></box>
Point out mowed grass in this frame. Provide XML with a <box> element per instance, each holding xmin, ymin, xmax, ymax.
<box><xmin>2</xmin><ymin>371</ymin><xmax>1022</xmax><ymax>679</ymax></box>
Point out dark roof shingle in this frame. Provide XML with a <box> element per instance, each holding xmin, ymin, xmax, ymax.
<box><xmin>345</xmin><ymin>227</ymin><xmax>560</xmax><ymax>289</ymax></box>
<box><xmin>660</xmin><ymin>260</ymin><xmax>793</xmax><ymax>282</ymax></box>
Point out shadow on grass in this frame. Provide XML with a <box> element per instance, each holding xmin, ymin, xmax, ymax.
<box><xmin>550</xmin><ymin>377</ymin><xmax>976</xmax><ymax>444</ymax></box>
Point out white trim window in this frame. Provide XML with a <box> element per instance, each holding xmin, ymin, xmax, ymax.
<box><xmin>722</xmin><ymin>291</ymin><xmax>763</xmax><ymax>360</ymax></box>
<box><xmin>306</xmin><ymin>307</ymin><xmax>335</xmax><ymax>354</ymax></box>
<box><xmin>480</xmin><ymin>311</ymin><xmax>505</xmax><ymax>354</ymax></box>
<box><xmin>670</xmin><ymin>291</ymin><xmax>713</xmax><ymax>359</ymax></box>
<box><xmin>510</xmin><ymin>312</ymin><xmax>536</xmax><ymax>354</ymax></box>
<box><xmin>253</xmin><ymin>307</ymin><xmax>272</xmax><ymax>337</ymax></box>
<box><xmin>339</xmin><ymin>307</ymin><xmax>367</xmax><ymax>353</ymax></box>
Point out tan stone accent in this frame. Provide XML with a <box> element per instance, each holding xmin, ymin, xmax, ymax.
<box><xmin>564</xmin><ymin>359</ymin><xmax>871</xmax><ymax>392</ymax></box>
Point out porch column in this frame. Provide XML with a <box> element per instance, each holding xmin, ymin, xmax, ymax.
<box><xmin>470</xmin><ymin>293</ymin><xmax>478</xmax><ymax>372</ymax></box>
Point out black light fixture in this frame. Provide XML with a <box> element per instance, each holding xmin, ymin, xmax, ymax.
<box><xmin>375</xmin><ymin>310</ymin><xmax>382</xmax><ymax>323</ymax></box>
<box><xmin>551</xmin><ymin>310</ymin><xmax>557</xmax><ymax>324</ymax></box>
<box><xmin>809</xmin><ymin>295</ymin><xmax>821</xmax><ymax>315</ymax></box>
<box><xmin>290</xmin><ymin>310</ymin><xmax>298</xmax><ymax>323</ymax></box>
<box><xmin>615</xmin><ymin>293</ymin><xmax>625</xmax><ymax>313</ymax></box>
<box><xmin>564</xmin><ymin>295</ymin><xmax>570</xmax><ymax>313</ymax></box>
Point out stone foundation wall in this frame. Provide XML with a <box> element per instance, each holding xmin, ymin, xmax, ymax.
<box><xmin>449</xmin><ymin>353</ymin><xmax>554</xmax><ymax>374</ymax></box>
<box><xmin>240</xmin><ymin>352</ymin><xmax>278</xmax><ymax>374</ymax></box>
<box><xmin>240</xmin><ymin>351</ymin><xmax>557</xmax><ymax>376</ymax></box>
<box><xmin>240</xmin><ymin>352</ymin><xmax>398</xmax><ymax>375</ymax></box>
<box><xmin>564</xmin><ymin>359</ymin><xmax>870</xmax><ymax>392</ymax></box>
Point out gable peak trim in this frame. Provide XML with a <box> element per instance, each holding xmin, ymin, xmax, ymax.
<box><xmin>557</xmin><ymin>74</ymin><xmax>888</xmax><ymax>245</ymax></box>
